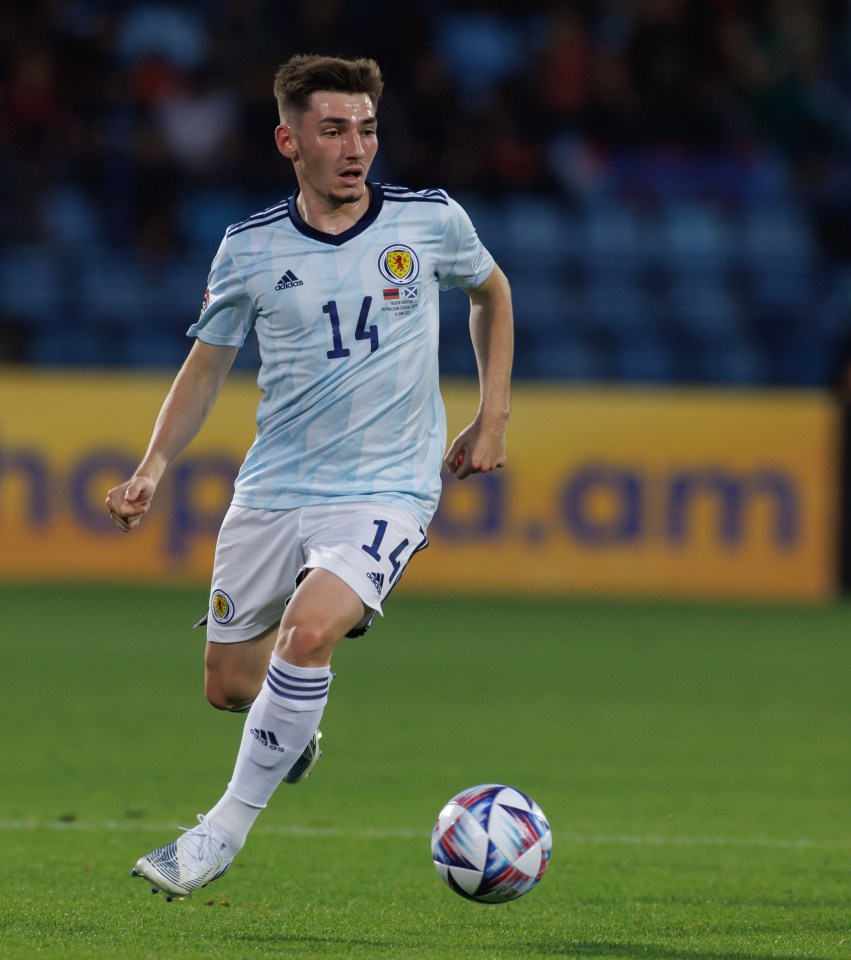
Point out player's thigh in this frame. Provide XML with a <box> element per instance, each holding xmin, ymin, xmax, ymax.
<box><xmin>277</xmin><ymin>503</ymin><xmax>428</xmax><ymax>663</ymax></box>
<box><xmin>276</xmin><ymin>567</ymin><xmax>371</xmax><ymax>665</ymax></box>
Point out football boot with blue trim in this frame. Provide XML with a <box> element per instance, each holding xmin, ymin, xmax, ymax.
<box><xmin>282</xmin><ymin>730</ymin><xmax>323</xmax><ymax>784</ymax></box>
<box><xmin>131</xmin><ymin>814</ymin><xmax>234</xmax><ymax>901</ymax></box>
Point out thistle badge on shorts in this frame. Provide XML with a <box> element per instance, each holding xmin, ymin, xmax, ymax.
<box><xmin>211</xmin><ymin>589</ymin><xmax>235</xmax><ymax>624</ymax></box>
<box><xmin>378</xmin><ymin>244</ymin><xmax>419</xmax><ymax>284</ymax></box>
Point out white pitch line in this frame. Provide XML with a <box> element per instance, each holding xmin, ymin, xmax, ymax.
<box><xmin>0</xmin><ymin>819</ymin><xmax>848</xmax><ymax>851</ymax></box>
<box><xmin>0</xmin><ymin>819</ymin><xmax>423</xmax><ymax>839</ymax></box>
<box><xmin>558</xmin><ymin>832</ymin><xmax>851</xmax><ymax>851</ymax></box>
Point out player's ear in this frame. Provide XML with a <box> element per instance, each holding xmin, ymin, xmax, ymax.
<box><xmin>275</xmin><ymin>124</ymin><xmax>298</xmax><ymax>160</ymax></box>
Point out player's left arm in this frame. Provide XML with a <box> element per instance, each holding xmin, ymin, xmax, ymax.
<box><xmin>444</xmin><ymin>263</ymin><xmax>514</xmax><ymax>480</ymax></box>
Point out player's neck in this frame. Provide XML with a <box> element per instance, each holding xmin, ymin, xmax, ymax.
<box><xmin>296</xmin><ymin>186</ymin><xmax>372</xmax><ymax>236</ymax></box>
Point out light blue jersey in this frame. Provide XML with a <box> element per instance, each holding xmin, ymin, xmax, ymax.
<box><xmin>187</xmin><ymin>182</ymin><xmax>494</xmax><ymax>528</ymax></box>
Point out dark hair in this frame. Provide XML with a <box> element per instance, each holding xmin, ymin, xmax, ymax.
<box><xmin>273</xmin><ymin>54</ymin><xmax>384</xmax><ymax>123</ymax></box>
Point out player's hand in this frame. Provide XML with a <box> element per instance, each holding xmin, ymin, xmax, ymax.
<box><xmin>105</xmin><ymin>476</ymin><xmax>157</xmax><ymax>532</ymax></box>
<box><xmin>444</xmin><ymin>420</ymin><xmax>507</xmax><ymax>480</ymax></box>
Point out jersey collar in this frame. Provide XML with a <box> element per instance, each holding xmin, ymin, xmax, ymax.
<box><xmin>288</xmin><ymin>182</ymin><xmax>384</xmax><ymax>246</ymax></box>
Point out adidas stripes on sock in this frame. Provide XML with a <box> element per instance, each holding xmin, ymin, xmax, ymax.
<box><xmin>225</xmin><ymin>654</ymin><xmax>331</xmax><ymax>810</ymax></box>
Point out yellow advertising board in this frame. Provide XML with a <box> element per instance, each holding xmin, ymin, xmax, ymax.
<box><xmin>424</xmin><ymin>384</ymin><xmax>839</xmax><ymax>600</ymax></box>
<box><xmin>0</xmin><ymin>369</ymin><xmax>840</xmax><ymax>599</ymax></box>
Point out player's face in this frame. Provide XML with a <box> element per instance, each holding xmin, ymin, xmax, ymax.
<box><xmin>277</xmin><ymin>91</ymin><xmax>378</xmax><ymax>209</ymax></box>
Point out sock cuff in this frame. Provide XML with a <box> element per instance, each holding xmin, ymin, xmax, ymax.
<box><xmin>225</xmin><ymin>782</ymin><xmax>269</xmax><ymax>810</ymax></box>
<box><xmin>265</xmin><ymin>655</ymin><xmax>331</xmax><ymax>709</ymax></box>
<box><xmin>269</xmin><ymin>654</ymin><xmax>330</xmax><ymax>681</ymax></box>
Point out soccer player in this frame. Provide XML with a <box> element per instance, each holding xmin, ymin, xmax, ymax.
<box><xmin>105</xmin><ymin>54</ymin><xmax>513</xmax><ymax>901</ymax></box>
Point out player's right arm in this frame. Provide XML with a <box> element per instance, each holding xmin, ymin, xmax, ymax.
<box><xmin>105</xmin><ymin>339</ymin><xmax>238</xmax><ymax>532</ymax></box>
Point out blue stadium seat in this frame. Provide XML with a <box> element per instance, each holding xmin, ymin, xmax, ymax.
<box><xmin>439</xmin><ymin>326</ymin><xmax>478</xmax><ymax>377</ymax></box>
<box><xmin>766</xmin><ymin>333</ymin><xmax>834</xmax><ymax>387</ymax></box>
<box><xmin>686</xmin><ymin>337</ymin><xmax>767</xmax><ymax>385</ymax></box>
<box><xmin>435</xmin><ymin>12</ymin><xmax>522</xmax><ymax>99</ymax></box>
<box><xmin>741</xmin><ymin>202</ymin><xmax>816</xmax><ymax>272</ymax></box>
<box><xmin>813</xmin><ymin>268</ymin><xmax>851</xmax><ymax>337</ymax></box>
<box><xmin>0</xmin><ymin>247</ymin><xmax>63</xmax><ymax>325</ymax></box>
<box><xmin>438</xmin><ymin>285</ymin><xmax>473</xmax><ymax>331</ymax></box>
<box><xmin>611</xmin><ymin>332</ymin><xmax>675</xmax><ymax>382</ymax></box>
<box><xmin>666</xmin><ymin>278</ymin><xmax>742</xmax><ymax>340</ymax></box>
<box><xmin>655</xmin><ymin>201</ymin><xmax>737</xmax><ymax>278</ymax></box>
<box><xmin>30</xmin><ymin>327</ymin><xmax>114</xmax><ymax>366</ymax></box>
<box><xmin>526</xmin><ymin>329</ymin><xmax>604</xmax><ymax>381</ymax></box>
<box><xmin>437</xmin><ymin>285</ymin><xmax>479</xmax><ymax>376</ymax></box>
<box><xmin>181</xmin><ymin>191</ymin><xmax>246</xmax><ymax>251</ymax></box>
<box><xmin>748</xmin><ymin>267</ymin><xmax>813</xmax><ymax>317</ymax></box>
<box><xmin>584</xmin><ymin>277</ymin><xmax>653</xmax><ymax>336</ymax></box>
<box><xmin>576</xmin><ymin>202</ymin><xmax>647</xmax><ymax>277</ymax></box>
<box><xmin>77</xmin><ymin>251</ymin><xmax>157</xmax><ymax>324</ymax></box>
<box><xmin>159</xmin><ymin>256</ymin><xmax>213</xmax><ymax>327</ymax></box>
<box><xmin>502</xmin><ymin>197</ymin><xmax>573</xmax><ymax>272</ymax></box>
<box><xmin>452</xmin><ymin>194</ymin><xmax>501</xmax><ymax>245</ymax></box>
<box><xmin>123</xmin><ymin>329</ymin><xmax>190</xmax><ymax>368</ymax></box>
<box><xmin>509</xmin><ymin>278</ymin><xmax>571</xmax><ymax>335</ymax></box>
<box><xmin>28</xmin><ymin>329</ymin><xmax>71</xmax><ymax>365</ymax></box>
<box><xmin>41</xmin><ymin>184</ymin><xmax>104</xmax><ymax>248</ymax></box>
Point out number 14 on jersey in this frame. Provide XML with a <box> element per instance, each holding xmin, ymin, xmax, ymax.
<box><xmin>324</xmin><ymin>296</ymin><xmax>378</xmax><ymax>359</ymax></box>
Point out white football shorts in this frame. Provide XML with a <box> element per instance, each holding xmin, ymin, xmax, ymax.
<box><xmin>202</xmin><ymin>502</ymin><xmax>429</xmax><ymax>644</ymax></box>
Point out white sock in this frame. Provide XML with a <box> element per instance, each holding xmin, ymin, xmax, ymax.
<box><xmin>226</xmin><ymin>654</ymin><xmax>330</xmax><ymax>810</ymax></box>
<box><xmin>205</xmin><ymin>789</ymin><xmax>262</xmax><ymax>851</ymax></box>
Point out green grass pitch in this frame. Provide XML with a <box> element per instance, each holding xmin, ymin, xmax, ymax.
<box><xmin>0</xmin><ymin>584</ymin><xmax>848</xmax><ymax>959</ymax></box>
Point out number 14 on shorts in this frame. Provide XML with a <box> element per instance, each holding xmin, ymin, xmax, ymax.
<box><xmin>361</xmin><ymin>519</ymin><xmax>409</xmax><ymax>585</ymax></box>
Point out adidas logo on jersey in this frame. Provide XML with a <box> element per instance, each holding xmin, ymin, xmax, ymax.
<box><xmin>275</xmin><ymin>270</ymin><xmax>304</xmax><ymax>290</ymax></box>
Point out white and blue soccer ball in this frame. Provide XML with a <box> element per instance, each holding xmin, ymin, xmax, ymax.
<box><xmin>431</xmin><ymin>784</ymin><xmax>552</xmax><ymax>903</ymax></box>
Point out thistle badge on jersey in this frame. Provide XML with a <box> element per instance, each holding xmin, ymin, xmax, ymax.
<box><xmin>379</xmin><ymin>244</ymin><xmax>419</xmax><ymax>284</ymax></box>
<box><xmin>211</xmin><ymin>589</ymin><xmax>235</xmax><ymax>624</ymax></box>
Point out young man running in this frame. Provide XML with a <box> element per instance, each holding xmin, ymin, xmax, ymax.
<box><xmin>106</xmin><ymin>53</ymin><xmax>513</xmax><ymax>900</ymax></box>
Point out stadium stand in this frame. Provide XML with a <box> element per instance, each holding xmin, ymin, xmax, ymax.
<box><xmin>0</xmin><ymin>0</ymin><xmax>849</xmax><ymax>385</ymax></box>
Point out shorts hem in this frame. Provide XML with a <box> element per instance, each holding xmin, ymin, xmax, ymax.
<box><xmin>206</xmin><ymin>618</ymin><xmax>280</xmax><ymax>645</ymax></box>
<box><xmin>304</xmin><ymin>552</ymin><xmax>385</xmax><ymax>616</ymax></box>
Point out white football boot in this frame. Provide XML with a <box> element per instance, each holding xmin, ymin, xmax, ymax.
<box><xmin>282</xmin><ymin>729</ymin><xmax>323</xmax><ymax>784</ymax></box>
<box><xmin>132</xmin><ymin>815</ymin><xmax>234</xmax><ymax>901</ymax></box>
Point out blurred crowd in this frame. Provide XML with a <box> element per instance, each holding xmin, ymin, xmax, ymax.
<box><xmin>1</xmin><ymin>0</ymin><xmax>851</xmax><ymax>380</ymax></box>
<box><xmin>4</xmin><ymin>0</ymin><xmax>851</xmax><ymax>255</ymax></box>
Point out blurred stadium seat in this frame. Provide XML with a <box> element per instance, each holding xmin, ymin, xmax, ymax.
<box><xmin>1</xmin><ymin>2</ymin><xmax>848</xmax><ymax>388</ymax></box>
<box><xmin>577</xmin><ymin>203</ymin><xmax>648</xmax><ymax>279</ymax></box>
<box><xmin>741</xmin><ymin>203</ymin><xmax>817</xmax><ymax>273</ymax></box>
<box><xmin>655</xmin><ymin>201</ymin><xmax>737</xmax><ymax>280</ymax></box>
<box><xmin>502</xmin><ymin>197</ymin><xmax>572</xmax><ymax>272</ymax></box>
<box><xmin>611</xmin><ymin>332</ymin><xmax>676</xmax><ymax>382</ymax></box>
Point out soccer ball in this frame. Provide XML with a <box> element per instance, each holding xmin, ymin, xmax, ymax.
<box><xmin>431</xmin><ymin>784</ymin><xmax>552</xmax><ymax>903</ymax></box>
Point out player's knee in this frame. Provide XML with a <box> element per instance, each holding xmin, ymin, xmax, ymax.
<box><xmin>204</xmin><ymin>672</ymin><xmax>257</xmax><ymax>712</ymax></box>
<box><xmin>275</xmin><ymin>621</ymin><xmax>335</xmax><ymax>666</ymax></box>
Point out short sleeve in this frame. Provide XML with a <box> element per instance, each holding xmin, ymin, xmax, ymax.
<box><xmin>186</xmin><ymin>235</ymin><xmax>256</xmax><ymax>346</ymax></box>
<box><xmin>435</xmin><ymin>197</ymin><xmax>495</xmax><ymax>293</ymax></box>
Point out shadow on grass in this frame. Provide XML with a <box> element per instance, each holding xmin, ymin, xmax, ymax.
<box><xmin>516</xmin><ymin>943</ymin><xmax>836</xmax><ymax>960</ymax></box>
<box><xmin>234</xmin><ymin>933</ymin><xmax>390</xmax><ymax>951</ymax></box>
<box><xmin>232</xmin><ymin>931</ymin><xmax>837</xmax><ymax>960</ymax></box>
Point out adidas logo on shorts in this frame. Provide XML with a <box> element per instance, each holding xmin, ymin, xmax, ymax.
<box><xmin>366</xmin><ymin>571</ymin><xmax>385</xmax><ymax>595</ymax></box>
